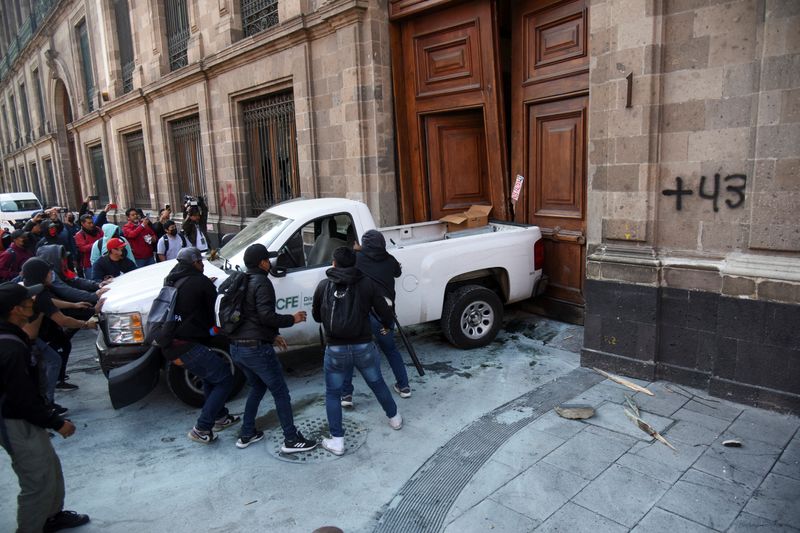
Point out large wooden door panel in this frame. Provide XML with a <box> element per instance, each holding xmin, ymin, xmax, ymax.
<box><xmin>414</xmin><ymin>21</ymin><xmax>483</xmax><ymax>98</ymax></box>
<box><xmin>425</xmin><ymin>110</ymin><xmax>490</xmax><ymax>218</ymax></box>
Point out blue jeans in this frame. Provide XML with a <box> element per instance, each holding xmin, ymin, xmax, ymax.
<box><xmin>325</xmin><ymin>342</ymin><xmax>397</xmax><ymax>438</ymax></box>
<box><xmin>35</xmin><ymin>339</ymin><xmax>61</xmax><ymax>404</ymax></box>
<box><xmin>135</xmin><ymin>256</ymin><xmax>155</xmax><ymax>268</ymax></box>
<box><xmin>179</xmin><ymin>343</ymin><xmax>233</xmax><ymax>432</ymax></box>
<box><xmin>230</xmin><ymin>342</ymin><xmax>298</xmax><ymax>440</ymax></box>
<box><xmin>342</xmin><ymin>315</ymin><xmax>409</xmax><ymax>396</ymax></box>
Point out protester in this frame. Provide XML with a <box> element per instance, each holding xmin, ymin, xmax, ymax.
<box><xmin>156</xmin><ymin>220</ymin><xmax>188</xmax><ymax>262</ymax></box>
<box><xmin>182</xmin><ymin>196</ymin><xmax>210</xmax><ymax>252</ymax></box>
<box><xmin>23</xmin><ymin>216</ymin><xmax>43</xmax><ymax>251</ymax></box>
<box><xmin>0</xmin><ymin>282</ymin><xmax>91</xmax><ymax>533</ymax></box>
<box><xmin>77</xmin><ymin>197</ymin><xmax>112</xmax><ymax>228</ymax></box>
<box><xmin>90</xmin><ymin>223</ymin><xmax>134</xmax><ymax>266</ymax></box>
<box><xmin>228</xmin><ymin>244</ymin><xmax>316</xmax><ymax>451</ymax></box>
<box><xmin>0</xmin><ymin>229</ymin><xmax>32</xmax><ymax>281</ymax></box>
<box><xmin>36</xmin><ymin>244</ymin><xmax>103</xmax><ymax>308</ymax></box>
<box><xmin>152</xmin><ymin>207</ymin><xmax>172</xmax><ymax>240</ymax></box>
<box><xmin>74</xmin><ymin>214</ymin><xmax>104</xmax><ymax>280</ymax></box>
<box><xmin>91</xmin><ymin>238</ymin><xmax>136</xmax><ymax>281</ymax></box>
<box><xmin>164</xmin><ymin>247</ymin><xmax>240</xmax><ymax>444</ymax></box>
<box><xmin>312</xmin><ymin>247</ymin><xmax>401</xmax><ymax>456</ymax></box>
<box><xmin>122</xmin><ymin>208</ymin><xmax>157</xmax><ymax>268</ymax></box>
<box><xmin>341</xmin><ymin>229</ymin><xmax>411</xmax><ymax>407</ymax></box>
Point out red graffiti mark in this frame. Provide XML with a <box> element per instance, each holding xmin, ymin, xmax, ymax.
<box><xmin>219</xmin><ymin>183</ymin><xmax>237</xmax><ymax>216</ymax></box>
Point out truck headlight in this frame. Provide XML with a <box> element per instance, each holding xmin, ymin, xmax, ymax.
<box><xmin>106</xmin><ymin>313</ymin><xmax>145</xmax><ymax>345</ymax></box>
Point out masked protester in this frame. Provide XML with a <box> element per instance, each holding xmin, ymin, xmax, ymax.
<box><xmin>156</xmin><ymin>220</ymin><xmax>188</xmax><ymax>262</ymax></box>
<box><xmin>91</xmin><ymin>238</ymin><xmax>137</xmax><ymax>282</ymax></box>
<box><xmin>90</xmin><ymin>224</ymin><xmax>134</xmax><ymax>266</ymax></box>
<box><xmin>74</xmin><ymin>215</ymin><xmax>104</xmax><ymax>280</ymax></box>
<box><xmin>0</xmin><ymin>230</ymin><xmax>33</xmax><ymax>282</ymax></box>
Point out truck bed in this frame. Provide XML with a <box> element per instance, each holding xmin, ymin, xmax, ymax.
<box><xmin>379</xmin><ymin>220</ymin><xmax>529</xmax><ymax>249</ymax></box>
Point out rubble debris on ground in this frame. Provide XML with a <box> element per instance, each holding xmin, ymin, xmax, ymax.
<box><xmin>593</xmin><ymin>367</ymin><xmax>654</xmax><ymax>396</ymax></box>
<box><xmin>554</xmin><ymin>404</ymin><xmax>595</xmax><ymax>420</ymax></box>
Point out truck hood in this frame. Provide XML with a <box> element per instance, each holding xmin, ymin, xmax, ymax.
<box><xmin>100</xmin><ymin>259</ymin><xmax>227</xmax><ymax>316</ymax></box>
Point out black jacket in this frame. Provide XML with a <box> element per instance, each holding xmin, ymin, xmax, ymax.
<box><xmin>166</xmin><ymin>263</ymin><xmax>217</xmax><ymax>343</ymax></box>
<box><xmin>229</xmin><ymin>268</ymin><xmax>295</xmax><ymax>343</ymax></box>
<box><xmin>312</xmin><ymin>265</ymin><xmax>393</xmax><ymax>345</ymax></box>
<box><xmin>92</xmin><ymin>254</ymin><xmax>136</xmax><ymax>281</ymax></box>
<box><xmin>37</xmin><ymin>244</ymin><xmax>100</xmax><ymax>304</ymax></box>
<box><xmin>0</xmin><ymin>322</ymin><xmax>64</xmax><ymax>430</ymax></box>
<box><xmin>356</xmin><ymin>231</ymin><xmax>401</xmax><ymax>302</ymax></box>
<box><xmin>182</xmin><ymin>196</ymin><xmax>209</xmax><ymax>249</ymax></box>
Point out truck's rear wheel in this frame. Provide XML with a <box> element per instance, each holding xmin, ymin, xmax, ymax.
<box><xmin>441</xmin><ymin>284</ymin><xmax>503</xmax><ymax>349</ymax></box>
<box><xmin>166</xmin><ymin>347</ymin><xmax>246</xmax><ymax>407</ymax></box>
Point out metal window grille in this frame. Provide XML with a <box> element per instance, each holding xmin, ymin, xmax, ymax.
<box><xmin>125</xmin><ymin>131</ymin><xmax>150</xmax><ymax>207</ymax></box>
<box><xmin>88</xmin><ymin>145</ymin><xmax>109</xmax><ymax>204</ymax></box>
<box><xmin>114</xmin><ymin>0</ymin><xmax>135</xmax><ymax>93</ymax></box>
<box><xmin>33</xmin><ymin>69</ymin><xmax>46</xmax><ymax>133</ymax></box>
<box><xmin>8</xmin><ymin>95</ymin><xmax>20</xmax><ymax>146</ymax></box>
<box><xmin>1</xmin><ymin>104</ymin><xmax>10</xmax><ymax>150</ymax></box>
<box><xmin>18</xmin><ymin>166</ymin><xmax>28</xmax><ymax>192</ymax></box>
<box><xmin>10</xmin><ymin>168</ymin><xmax>16</xmax><ymax>192</ymax></box>
<box><xmin>170</xmin><ymin>115</ymin><xmax>206</xmax><ymax>199</ymax></box>
<box><xmin>241</xmin><ymin>0</ymin><xmax>279</xmax><ymax>37</ymax></box>
<box><xmin>19</xmin><ymin>83</ymin><xmax>31</xmax><ymax>140</ymax></box>
<box><xmin>76</xmin><ymin>19</ymin><xmax>95</xmax><ymax>112</ymax></box>
<box><xmin>29</xmin><ymin>162</ymin><xmax>42</xmax><ymax>201</ymax></box>
<box><xmin>242</xmin><ymin>92</ymin><xmax>299</xmax><ymax>217</ymax></box>
<box><xmin>165</xmin><ymin>0</ymin><xmax>190</xmax><ymax>71</ymax></box>
<box><xmin>43</xmin><ymin>158</ymin><xmax>57</xmax><ymax>205</ymax></box>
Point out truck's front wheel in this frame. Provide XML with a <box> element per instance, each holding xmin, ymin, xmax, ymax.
<box><xmin>165</xmin><ymin>348</ymin><xmax>246</xmax><ymax>407</ymax></box>
<box><xmin>441</xmin><ymin>284</ymin><xmax>503</xmax><ymax>349</ymax></box>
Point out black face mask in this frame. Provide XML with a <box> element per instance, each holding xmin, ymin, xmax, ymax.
<box><xmin>168</xmin><ymin>228</ymin><xmax>177</xmax><ymax>236</ymax></box>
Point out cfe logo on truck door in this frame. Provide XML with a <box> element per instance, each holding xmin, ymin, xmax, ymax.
<box><xmin>276</xmin><ymin>293</ymin><xmax>315</xmax><ymax>310</ymax></box>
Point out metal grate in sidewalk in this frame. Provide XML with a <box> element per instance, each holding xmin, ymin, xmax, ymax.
<box><xmin>374</xmin><ymin>367</ymin><xmax>603</xmax><ymax>533</ymax></box>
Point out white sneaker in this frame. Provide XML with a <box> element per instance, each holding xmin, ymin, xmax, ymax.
<box><xmin>388</xmin><ymin>413</ymin><xmax>403</xmax><ymax>430</ymax></box>
<box><xmin>322</xmin><ymin>436</ymin><xmax>345</xmax><ymax>456</ymax></box>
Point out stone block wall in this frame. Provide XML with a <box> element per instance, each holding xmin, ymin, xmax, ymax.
<box><xmin>584</xmin><ymin>0</ymin><xmax>800</xmax><ymax>413</ymax></box>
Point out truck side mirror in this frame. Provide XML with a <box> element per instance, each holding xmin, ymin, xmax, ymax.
<box><xmin>269</xmin><ymin>258</ymin><xmax>287</xmax><ymax>278</ymax></box>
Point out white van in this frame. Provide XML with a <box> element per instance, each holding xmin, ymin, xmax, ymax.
<box><xmin>0</xmin><ymin>192</ymin><xmax>43</xmax><ymax>232</ymax></box>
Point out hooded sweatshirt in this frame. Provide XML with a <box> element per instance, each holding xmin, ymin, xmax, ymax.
<box><xmin>90</xmin><ymin>223</ymin><xmax>134</xmax><ymax>265</ymax></box>
<box><xmin>36</xmin><ymin>244</ymin><xmax>100</xmax><ymax>303</ymax></box>
<box><xmin>312</xmin><ymin>265</ymin><xmax>394</xmax><ymax>345</ymax></box>
<box><xmin>0</xmin><ymin>242</ymin><xmax>33</xmax><ymax>281</ymax></box>
<box><xmin>356</xmin><ymin>230</ymin><xmax>401</xmax><ymax>303</ymax></box>
<box><xmin>75</xmin><ymin>224</ymin><xmax>104</xmax><ymax>269</ymax></box>
<box><xmin>165</xmin><ymin>262</ymin><xmax>217</xmax><ymax>344</ymax></box>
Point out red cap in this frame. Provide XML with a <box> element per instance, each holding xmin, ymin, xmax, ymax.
<box><xmin>107</xmin><ymin>238</ymin><xmax>126</xmax><ymax>251</ymax></box>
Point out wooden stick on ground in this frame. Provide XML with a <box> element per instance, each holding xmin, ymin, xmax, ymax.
<box><xmin>624</xmin><ymin>408</ymin><xmax>677</xmax><ymax>451</ymax></box>
<box><xmin>593</xmin><ymin>367</ymin><xmax>655</xmax><ymax>396</ymax></box>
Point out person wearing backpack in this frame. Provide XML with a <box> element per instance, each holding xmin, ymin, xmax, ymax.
<box><xmin>163</xmin><ymin>247</ymin><xmax>240</xmax><ymax>444</ymax></box>
<box><xmin>340</xmin><ymin>229</ymin><xmax>411</xmax><ymax>407</ymax></box>
<box><xmin>224</xmin><ymin>244</ymin><xmax>316</xmax><ymax>451</ymax></box>
<box><xmin>312</xmin><ymin>247</ymin><xmax>401</xmax><ymax>456</ymax></box>
<box><xmin>156</xmin><ymin>220</ymin><xmax>188</xmax><ymax>262</ymax></box>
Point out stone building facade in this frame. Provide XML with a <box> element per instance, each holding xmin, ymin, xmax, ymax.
<box><xmin>0</xmin><ymin>0</ymin><xmax>398</xmax><ymax>237</ymax></box>
<box><xmin>582</xmin><ymin>0</ymin><xmax>800</xmax><ymax>412</ymax></box>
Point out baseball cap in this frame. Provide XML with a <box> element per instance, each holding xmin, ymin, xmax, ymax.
<box><xmin>107</xmin><ymin>238</ymin><xmax>127</xmax><ymax>251</ymax></box>
<box><xmin>243</xmin><ymin>243</ymin><xmax>278</xmax><ymax>268</ymax></box>
<box><xmin>10</xmin><ymin>229</ymin><xmax>26</xmax><ymax>240</ymax></box>
<box><xmin>0</xmin><ymin>282</ymin><xmax>43</xmax><ymax>315</ymax></box>
<box><xmin>176</xmin><ymin>247</ymin><xmax>203</xmax><ymax>264</ymax></box>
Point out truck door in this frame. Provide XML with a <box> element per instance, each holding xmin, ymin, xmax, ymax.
<box><xmin>271</xmin><ymin>213</ymin><xmax>358</xmax><ymax>346</ymax></box>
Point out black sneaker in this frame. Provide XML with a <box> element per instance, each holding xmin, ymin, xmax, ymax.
<box><xmin>236</xmin><ymin>431</ymin><xmax>265</xmax><ymax>449</ymax></box>
<box><xmin>52</xmin><ymin>404</ymin><xmax>69</xmax><ymax>416</ymax></box>
<box><xmin>340</xmin><ymin>395</ymin><xmax>353</xmax><ymax>408</ymax></box>
<box><xmin>212</xmin><ymin>414</ymin><xmax>241</xmax><ymax>432</ymax></box>
<box><xmin>56</xmin><ymin>381</ymin><xmax>79</xmax><ymax>391</ymax></box>
<box><xmin>281</xmin><ymin>431</ymin><xmax>317</xmax><ymax>453</ymax></box>
<box><xmin>43</xmin><ymin>510</ymin><xmax>90</xmax><ymax>532</ymax></box>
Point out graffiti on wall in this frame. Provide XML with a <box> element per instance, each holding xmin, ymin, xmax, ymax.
<box><xmin>661</xmin><ymin>174</ymin><xmax>746</xmax><ymax>211</ymax></box>
<box><xmin>218</xmin><ymin>182</ymin><xmax>237</xmax><ymax>216</ymax></box>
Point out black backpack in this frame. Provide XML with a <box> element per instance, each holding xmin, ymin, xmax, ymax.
<box><xmin>162</xmin><ymin>232</ymin><xmax>187</xmax><ymax>253</ymax></box>
<box><xmin>216</xmin><ymin>270</ymin><xmax>249</xmax><ymax>334</ymax></box>
<box><xmin>144</xmin><ymin>278</ymin><xmax>188</xmax><ymax>348</ymax></box>
<box><xmin>319</xmin><ymin>280</ymin><xmax>362</xmax><ymax>338</ymax></box>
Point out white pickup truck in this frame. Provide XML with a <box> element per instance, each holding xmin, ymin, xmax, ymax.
<box><xmin>98</xmin><ymin>198</ymin><xmax>545</xmax><ymax>406</ymax></box>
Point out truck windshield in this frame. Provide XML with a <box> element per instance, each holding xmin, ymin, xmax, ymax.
<box><xmin>217</xmin><ymin>210</ymin><xmax>292</xmax><ymax>260</ymax></box>
<box><xmin>1</xmin><ymin>199</ymin><xmax>41</xmax><ymax>212</ymax></box>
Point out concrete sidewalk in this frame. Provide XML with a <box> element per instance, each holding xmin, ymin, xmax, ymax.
<box><xmin>1</xmin><ymin>311</ymin><xmax>798</xmax><ymax>532</ymax></box>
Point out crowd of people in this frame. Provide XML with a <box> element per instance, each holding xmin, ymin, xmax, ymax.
<box><xmin>0</xmin><ymin>191</ymin><xmax>412</xmax><ymax>531</ymax></box>
<box><xmin>0</xmin><ymin>195</ymin><xmax>212</xmax><ymax>532</ymax></box>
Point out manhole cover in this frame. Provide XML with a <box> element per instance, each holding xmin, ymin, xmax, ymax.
<box><xmin>267</xmin><ymin>417</ymin><xmax>368</xmax><ymax>463</ymax></box>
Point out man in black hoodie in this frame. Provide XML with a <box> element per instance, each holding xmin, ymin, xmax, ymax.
<box><xmin>312</xmin><ymin>247</ymin><xmax>401</xmax><ymax>456</ymax></box>
<box><xmin>227</xmin><ymin>244</ymin><xmax>316</xmax><ymax>451</ymax></box>
<box><xmin>340</xmin><ymin>229</ymin><xmax>410</xmax><ymax>407</ymax></box>
<box><xmin>164</xmin><ymin>247</ymin><xmax>240</xmax><ymax>444</ymax></box>
<box><xmin>0</xmin><ymin>282</ymin><xmax>90</xmax><ymax>533</ymax></box>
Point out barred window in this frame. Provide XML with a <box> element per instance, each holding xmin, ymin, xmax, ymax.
<box><xmin>242</xmin><ymin>91</ymin><xmax>299</xmax><ymax>217</ymax></box>
<box><xmin>125</xmin><ymin>131</ymin><xmax>150</xmax><ymax>207</ymax></box>
<box><xmin>170</xmin><ymin>115</ymin><xmax>206</xmax><ymax>199</ymax></box>
<box><xmin>88</xmin><ymin>145</ymin><xmax>109</xmax><ymax>204</ymax></box>
<box><xmin>114</xmin><ymin>0</ymin><xmax>135</xmax><ymax>93</ymax></box>
<box><xmin>241</xmin><ymin>0</ymin><xmax>279</xmax><ymax>37</ymax></box>
<box><xmin>43</xmin><ymin>158</ymin><xmax>57</xmax><ymax>206</ymax></box>
<box><xmin>29</xmin><ymin>162</ymin><xmax>42</xmax><ymax>203</ymax></box>
<box><xmin>8</xmin><ymin>95</ymin><xmax>20</xmax><ymax>146</ymax></box>
<box><xmin>165</xmin><ymin>0</ymin><xmax>190</xmax><ymax>71</ymax></box>
<box><xmin>76</xmin><ymin>19</ymin><xmax>95</xmax><ymax>112</ymax></box>
<box><xmin>19</xmin><ymin>82</ymin><xmax>31</xmax><ymax>141</ymax></box>
<box><xmin>33</xmin><ymin>69</ymin><xmax>46</xmax><ymax>133</ymax></box>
